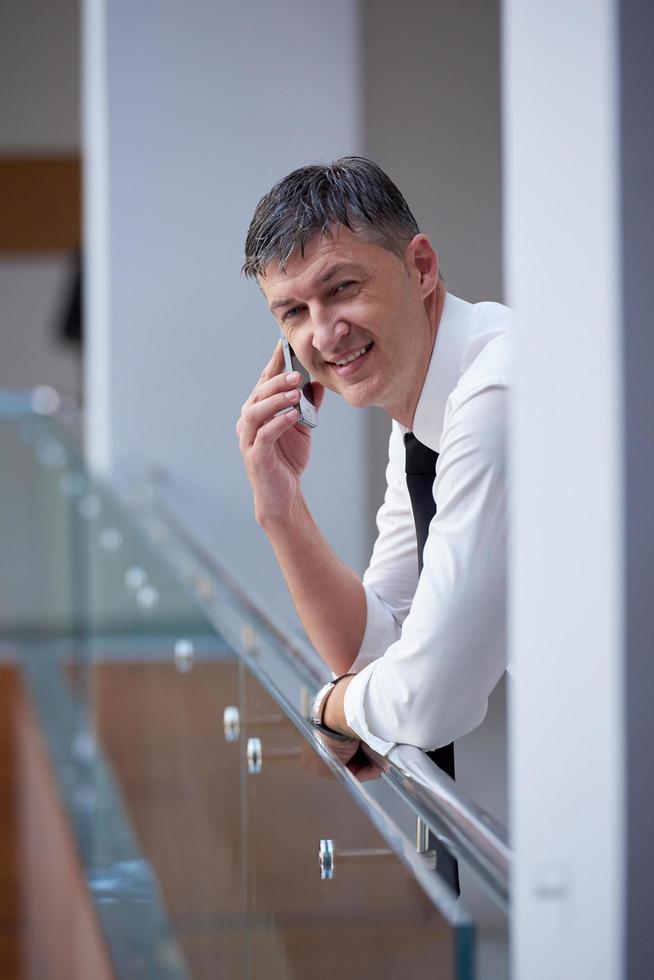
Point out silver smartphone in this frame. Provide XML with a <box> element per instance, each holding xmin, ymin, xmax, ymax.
<box><xmin>280</xmin><ymin>336</ymin><xmax>318</xmax><ymax>429</ymax></box>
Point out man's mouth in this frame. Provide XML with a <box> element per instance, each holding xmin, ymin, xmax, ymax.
<box><xmin>329</xmin><ymin>342</ymin><xmax>374</xmax><ymax>368</ymax></box>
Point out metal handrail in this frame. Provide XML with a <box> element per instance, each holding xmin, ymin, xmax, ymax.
<box><xmin>374</xmin><ymin>744</ymin><xmax>510</xmax><ymax>899</ymax></box>
<box><xmin>132</xmin><ymin>468</ymin><xmax>511</xmax><ymax>903</ymax></box>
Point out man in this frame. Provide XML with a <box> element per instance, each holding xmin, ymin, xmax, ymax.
<box><xmin>237</xmin><ymin>157</ymin><xmax>510</xmax><ymax>770</ymax></box>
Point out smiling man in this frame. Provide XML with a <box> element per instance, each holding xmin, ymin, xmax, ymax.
<box><xmin>237</xmin><ymin>157</ymin><xmax>511</xmax><ymax>777</ymax></box>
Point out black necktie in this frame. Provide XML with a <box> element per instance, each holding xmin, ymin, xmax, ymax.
<box><xmin>405</xmin><ymin>432</ymin><xmax>460</xmax><ymax>893</ymax></box>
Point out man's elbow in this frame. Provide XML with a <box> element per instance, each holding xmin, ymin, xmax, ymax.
<box><xmin>395</xmin><ymin>697</ymin><xmax>489</xmax><ymax>753</ymax></box>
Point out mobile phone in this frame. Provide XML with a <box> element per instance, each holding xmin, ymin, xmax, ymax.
<box><xmin>280</xmin><ymin>336</ymin><xmax>318</xmax><ymax>429</ymax></box>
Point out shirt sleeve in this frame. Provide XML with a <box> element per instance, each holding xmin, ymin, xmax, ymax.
<box><xmin>348</xmin><ymin>422</ymin><xmax>419</xmax><ymax>672</ymax></box>
<box><xmin>344</xmin><ymin>382</ymin><xmax>508</xmax><ymax>756</ymax></box>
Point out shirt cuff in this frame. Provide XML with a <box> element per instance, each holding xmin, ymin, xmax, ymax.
<box><xmin>348</xmin><ymin>582</ymin><xmax>402</xmax><ymax>673</ymax></box>
<box><xmin>343</xmin><ymin>660</ymin><xmax>396</xmax><ymax>756</ymax></box>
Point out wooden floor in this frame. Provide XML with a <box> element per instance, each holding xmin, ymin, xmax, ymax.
<box><xmin>0</xmin><ymin>666</ymin><xmax>21</xmax><ymax>979</ymax></box>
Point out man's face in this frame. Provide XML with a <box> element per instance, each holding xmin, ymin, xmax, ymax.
<box><xmin>260</xmin><ymin>226</ymin><xmax>437</xmax><ymax>417</ymax></box>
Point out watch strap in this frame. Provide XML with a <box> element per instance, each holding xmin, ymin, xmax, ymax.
<box><xmin>311</xmin><ymin>721</ymin><xmax>358</xmax><ymax>743</ymax></box>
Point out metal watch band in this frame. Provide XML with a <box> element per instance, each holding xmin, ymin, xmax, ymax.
<box><xmin>310</xmin><ymin>680</ymin><xmax>338</xmax><ymax>726</ymax></box>
<box><xmin>309</xmin><ymin>673</ymin><xmax>356</xmax><ymax>737</ymax></box>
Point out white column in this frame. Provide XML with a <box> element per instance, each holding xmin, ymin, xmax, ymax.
<box><xmin>503</xmin><ymin>2</ymin><xmax>624</xmax><ymax>977</ymax></box>
<box><xmin>83</xmin><ymin>0</ymin><xmax>112</xmax><ymax>470</ymax></box>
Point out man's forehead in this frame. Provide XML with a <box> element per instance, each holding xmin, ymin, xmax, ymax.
<box><xmin>260</xmin><ymin>228</ymin><xmax>379</xmax><ymax>294</ymax></box>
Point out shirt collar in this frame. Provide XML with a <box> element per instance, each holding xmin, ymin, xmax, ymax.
<box><xmin>409</xmin><ymin>292</ymin><xmax>470</xmax><ymax>452</ymax></box>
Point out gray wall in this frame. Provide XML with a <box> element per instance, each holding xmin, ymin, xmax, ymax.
<box><xmin>361</xmin><ymin>0</ymin><xmax>503</xmax><ymax>302</ymax></box>
<box><xmin>360</xmin><ymin>0</ymin><xmax>503</xmax><ymax>540</ymax></box>
<box><xmin>361</xmin><ymin>0</ymin><xmax>506</xmax><ymax>827</ymax></box>
<box><xmin>621</xmin><ymin>1</ymin><xmax>654</xmax><ymax>974</ymax></box>
<box><xmin>0</xmin><ymin>0</ymin><xmax>81</xmax><ymax>401</ymax></box>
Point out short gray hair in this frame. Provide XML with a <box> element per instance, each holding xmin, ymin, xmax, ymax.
<box><xmin>243</xmin><ymin>157</ymin><xmax>420</xmax><ymax>279</ymax></box>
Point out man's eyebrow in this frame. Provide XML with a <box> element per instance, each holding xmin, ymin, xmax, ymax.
<box><xmin>269</xmin><ymin>262</ymin><xmax>365</xmax><ymax>313</ymax></box>
<box><xmin>318</xmin><ymin>261</ymin><xmax>363</xmax><ymax>284</ymax></box>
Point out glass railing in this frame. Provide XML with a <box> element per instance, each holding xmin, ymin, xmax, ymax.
<box><xmin>130</xmin><ymin>470</ymin><xmax>511</xmax><ymax>906</ymax></box>
<box><xmin>0</xmin><ymin>394</ymin><xmax>510</xmax><ymax>979</ymax></box>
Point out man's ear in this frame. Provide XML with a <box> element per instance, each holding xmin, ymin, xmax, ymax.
<box><xmin>405</xmin><ymin>234</ymin><xmax>439</xmax><ymax>298</ymax></box>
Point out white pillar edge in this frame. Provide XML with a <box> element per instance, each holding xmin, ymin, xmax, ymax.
<box><xmin>82</xmin><ymin>0</ymin><xmax>112</xmax><ymax>475</ymax></box>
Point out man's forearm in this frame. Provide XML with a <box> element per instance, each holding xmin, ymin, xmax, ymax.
<box><xmin>261</xmin><ymin>494</ymin><xmax>367</xmax><ymax>676</ymax></box>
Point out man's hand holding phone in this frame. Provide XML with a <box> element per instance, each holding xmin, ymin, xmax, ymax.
<box><xmin>237</xmin><ymin>341</ymin><xmax>324</xmax><ymax>529</ymax></box>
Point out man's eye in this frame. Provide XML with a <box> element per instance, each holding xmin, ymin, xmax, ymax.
<box><xmin>335</xmin><ymin>280</ymin><xmax>356</xmax><ymax>293</ymax></box>
<box><xmin>283</xmin><ymin>306</ymin><xmax>303</xmax><ymax>321</ymax></box>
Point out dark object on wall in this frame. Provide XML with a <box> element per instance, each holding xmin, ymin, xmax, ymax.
<box><xmin>57</xmin><ymin>250</ymin><xmax>83</xmax><ymax>349</ymax></box>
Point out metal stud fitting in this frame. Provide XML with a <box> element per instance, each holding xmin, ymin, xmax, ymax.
<box><xmin>319</xmin><ymin>839</ymin><xmax>335</xmax><ymax>880</ymax></box>
<box><xmin>223</xmin><ymin>706</ymin><xmax>240</xmax><ymax>741</ymax></box>
<box><xmin>247</xmin><ymin>737</ymin><xmax>262</xmax><ymax>774</ymax></box>
<box><xmin>318</xmin><ymin>840</ymin><xmax>394</xmax><ymax>879</ymax></box>
<box><xmin>416</xmin><ymin>816</ymin><xmax>431</xmax><ymax>853</ymax></box>
<box><xmin>174</xmin><ymin>639</ymin><xmax>194</xmax><ymax>673</ymax></box>
<box><xmin>125</xmin><ymin>567</ymin><xmax>147</xmax><ymax>591</ymax></box>
<box><xmin>245</xmin><ymin>736</ymin><xmax>300</xmax><ymax>772</ymax></box>
<box><xmin>223</xmin><ymin>708</ymin><xmax>285</xmax><ymax>742</ymax></box>
<box><xmin>136</xmin><ymin>585</ymin><xmax>159</xmax><ymax>610</ymax></box>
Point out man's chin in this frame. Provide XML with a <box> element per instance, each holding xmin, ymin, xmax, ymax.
<box><xmin>339</xmin><ymin>382</ymin><xmax>378</xmax><ymax>410</ymax></box>
<box><xmin>321</xmin><ymin>372</ymin><xmax>381</xmax><ymax>410</ymax></box>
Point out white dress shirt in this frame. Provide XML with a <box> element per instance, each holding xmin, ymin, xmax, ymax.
<box><xmin>343</xmin><ymin>292</ymin><xmax>512</xmax><ymax>756</ymax></box>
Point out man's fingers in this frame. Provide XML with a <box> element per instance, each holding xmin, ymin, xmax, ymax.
<box><xmin>347</xmin><ymin>757</ymin><xmax>382</xmax><ymax>782</ymax></box>
<box><xmin>253</xmin><ymin>369</ymin><xmax>301</xmax><ymax>405</ymax></box>
<box><xmin>251</xmin><ymin>406</ymin><xmax>300</xmax><ymax>450</ymax></box>
<box><xmin>260</xmin><ymin>339</ymin><xmax>285</xmax><ymax>382</ymax></box>
<box><xmin>239</xmin><ymin>390</ymin><xmax>301</xmax><ymax>449</ymax></box>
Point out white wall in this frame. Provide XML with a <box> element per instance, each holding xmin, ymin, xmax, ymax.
<box><xmin>85</xmin><ymin>0</ymin><xmax>368</xmax><ymax>623</ymax></box>
<box><xmin>0</xmin><ymin>0</ymin><xmax>81</xmax><ymax>401</ymax></box>
<box><xmin>504</xmin><ymin>2</ymin><xmax>624</xmax><ymax>977</ymax></box>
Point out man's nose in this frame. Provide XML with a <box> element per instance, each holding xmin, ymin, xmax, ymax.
<box><xmin>311</xmin><ymin>303</ymin><xmax>349</xmax><ymax>354</ymax></box>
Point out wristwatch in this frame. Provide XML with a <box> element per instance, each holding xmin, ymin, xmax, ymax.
<box><xmin>310</xmin><ymin>674</ymin><xmax>357</xmax><ymax>742</ymax></box>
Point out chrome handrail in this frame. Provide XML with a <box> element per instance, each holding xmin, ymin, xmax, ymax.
<box><xmin>131</xmin><ymin>467</ymin><xmax>512</xmax><ymax>904</ymax></box>
<box><xmin>374</xmin><ymin>744</ymin><xmax>510</xmax><ymax>900</ymax></box>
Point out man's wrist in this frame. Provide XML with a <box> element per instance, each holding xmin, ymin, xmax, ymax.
<box><xmin>312</xmin><ymin>674</ymin><xmax>358</xmax><ymax>740</ymax></box>
<box><xmin>258</xmin><ymin>491</ymin><xmax>311</xmax><ymax>539</ymax></box>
